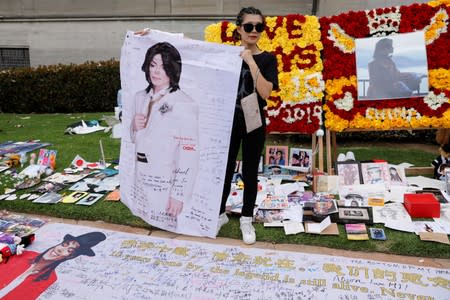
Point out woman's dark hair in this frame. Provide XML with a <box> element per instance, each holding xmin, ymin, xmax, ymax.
<box><xmin>141</xmin><ymin>42</ymin><xmax>182</xmax><ymax>93</ymax></box>
<box><xmin>31</xmin><ymin>245</ymin><xmax>78</xmax><ymax>281</ymax></box>
<box><xmin>232</xmin><ymin>6</ymin><xmax>265</xmax><ymax>41</ymax></box>
<box><xmin>373</xmin><ymin>38</ymin><xmax>393</xmax><ymax>59</ymax></box>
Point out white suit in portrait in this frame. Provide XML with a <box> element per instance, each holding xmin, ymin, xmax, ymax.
<box><xmin>131</xmin><ymin>88</ymin><xmax>199</xmax><ymax>230</ymax></box>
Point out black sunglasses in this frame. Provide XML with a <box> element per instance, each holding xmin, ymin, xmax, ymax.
<box><xmin>242</xmin><ymin>23</ymin><xmax>265</xmax><ymax>33</ymax></box>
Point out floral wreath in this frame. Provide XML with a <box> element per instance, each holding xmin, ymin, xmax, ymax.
<box><xmin>204</xmin><ymin>15</ymin><xmax>324</xmax><ymax>134</ymax></box>
<box><xmin>320</xmin><ymin>2</ymin><xmax>450</xmax><ymax>132</ymax></box>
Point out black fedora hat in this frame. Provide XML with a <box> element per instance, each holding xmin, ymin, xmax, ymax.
<box><xmin>63</xmin><ymin>232</ymin><xmax>106</xmax><ymax>257</ymax></box>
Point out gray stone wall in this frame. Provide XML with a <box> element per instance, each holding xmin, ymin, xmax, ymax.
<box><xmin>0</xmin><ymin>0</ymin><xmax>433</xmax><ymax>66</ymax></box>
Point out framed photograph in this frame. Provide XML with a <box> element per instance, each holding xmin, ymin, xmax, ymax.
<box><xmin>336</xmin><ymin>161</ymin><xmax>362</xmax><ymax>186</ymax></box>
<box><xmin>265</xmin><ymin>145</ymin><xmax>288</xmax><ymax>166</ymax></box>
<box><xmin>289</xmin><ymin>148</ymin><xmax>312</xmax><ymax>169</ymax></box>
<box><xmin>338</xmin><ymin>206</ymin><xmax>373</xmax><ymax>224</ymax></box>
<box><xmin>360</xmin><ymin>162</ymin><xmax>389</xmax><ymax>186</ymax></box>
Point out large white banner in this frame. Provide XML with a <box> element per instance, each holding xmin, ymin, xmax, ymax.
<box><xmin>119</xmin><ymin>30</ymin><xmax>242</xmax><ymax>237</ymax></box>
<box><xmin>2</xmin><ymin>223</ymin><xmax>449</xmax><ymax>300</ymax></box>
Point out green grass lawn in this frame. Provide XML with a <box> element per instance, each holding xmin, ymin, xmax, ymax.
<box><xmin>0</xmin><ymin>113</ymin><xmax>448</xmax><ymax>259</ymax></box>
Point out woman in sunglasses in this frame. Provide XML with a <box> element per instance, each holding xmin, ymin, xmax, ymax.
<box><xmin>217</xmin><ymin>7</ymin><xmax>279</xmax><ymax>245</ymax></box>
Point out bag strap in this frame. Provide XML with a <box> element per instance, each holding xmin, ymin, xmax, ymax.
<box><xmin>252</xmin><ymin>68</ymin><xmax>260</xmax><ymax>93</ymax></box>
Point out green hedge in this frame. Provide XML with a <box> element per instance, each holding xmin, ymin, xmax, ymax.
<box><xmin>0</xmin><ymin>60</ymin><xmax>120</xmax><ymax>113</ymax></box>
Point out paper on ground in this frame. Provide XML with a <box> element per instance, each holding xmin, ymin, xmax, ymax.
<box><xmin>384</xmin><ymin>220</ymin><xmax>415</xmax><ymax>233</ymax></box>
<box><xmin>283</xmin><ymin>221</ymin><xmax>305</xmax><ymax>235</ymax></box>
<box><xmin>306</xmin><ymin>216</ymin><xmax>331</xmax><ymax>234</ymax></box>
<box><xmin>406</xmin><ymin>176</ymin><xmax>445</xmax><ymax>190</ymax></box>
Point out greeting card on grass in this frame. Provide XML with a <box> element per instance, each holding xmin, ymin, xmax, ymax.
<box><xmin>76</xmin><ymin>193</ymin><xmax>104</xmax><ymax>206</ymax></box>
<box><xmin>61</xmin><ymin>191</ymin><xmax>88</xmax><ymax>204</ymax></box>
<box><xmin>345</xmin><ymin>223</ymin><xmax>369</xmax><ymax>240</ymax></box>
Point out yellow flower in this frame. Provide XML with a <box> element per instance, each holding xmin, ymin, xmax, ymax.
<box><xmin>431</xmin><ymin>117</ymin><xmax>443</xmax><ymax>127</ymax></box>
<box><xmin>325</xmin><ymin>76</ymin><xmax>355</xmax><ymax>96</ymax></box>
<box><xmin>428</xmin><ymin>0</ymin><xmax>450</xmax><ymax>7</ymax></box>
<box><xmin>204</xmin><ymin>23</ymin><xmax>223</xmax><ymax>44</ymax></box>
<box><xmin>420</xmin><ymin>117</ymin><xmax>432</xmax><ymax>127</ymax></box>
<box><xmin>424</xmin><ymin>8</ymin><xmax>449</xmax><ymax>45</ymax></box>
<box><xmin>328</xmin><ymin>24</ymin><xmax>355</xmax><ymax>53</ymax></box>
<box><xmin>205</xmin><ymin>15</ymin><xmax>324</xmax><ymax>128</ymax></box>
<box><xmin>429</xmin><ymin>68</ymin><xmax>450</xmax><ymax>90</ymax></box>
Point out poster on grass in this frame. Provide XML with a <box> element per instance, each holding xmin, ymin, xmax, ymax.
<box><xmin>119</xmin><ymin>30</ymin><xmax>242</xmax><ymax>237</ymax></box>
<box><xmin>1</xmin><ymin>223</ymin><xmax>449</xmax><ymax>300</ymax></box>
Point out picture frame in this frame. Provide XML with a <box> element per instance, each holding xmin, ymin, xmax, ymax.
<box><xmin>265</xmin><ymin>145</ymin><xmax>288</xmax><ymax>166</ymax></box>
<box><xmin>335</xmin><ymin>161</ymin><xmax>362</xmax><ymax>186</ymax></box>
<box><xmin>289</xmin><ymin>148</ymin><xmax>312</xmax><ymax>169</ymax></box>
<box><xmin>338</xmin><ymin>206</ymin><xmax>373</xmax><ymax>224</ymax></box>
<box><xmin>360</xmin><ymin>162</ymin><xmax>389</xmax><ymax>186</ymax></box>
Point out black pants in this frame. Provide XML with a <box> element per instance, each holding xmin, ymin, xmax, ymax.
<box><xmin>220</xmin><ymin>107</ymin><xmax>265</xmax><ymax>217</ymax></box>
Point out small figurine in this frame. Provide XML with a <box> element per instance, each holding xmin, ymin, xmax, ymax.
<box><xmin>0</xmin><ymin>233</ymin><xmax>35</xmax><ymax>263</ymax></box>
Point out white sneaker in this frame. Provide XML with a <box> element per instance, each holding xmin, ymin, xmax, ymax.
<box><xmin>337</xmin><ymin>153</ymin><xmax>346</xmax><ymax>162</ymax></box>
<box><xmin>216</xmin><ymin>213</ymin><xmax>229</xmax><ymax>235</ymax></box>
<box><xmin>239</xmin><ymin>216</ymin><xmax>256</xmax><ymax>245</ymax></box>
<box><xmin>346</xmin><ymin>151</ymin><xmax>355</xmax><ymax>161</ymax></box>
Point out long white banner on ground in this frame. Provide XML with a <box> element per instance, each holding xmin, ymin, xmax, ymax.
<box><xmin>1</xmin><ymin>223</ymin><xmax>448</xmax><ymax>299</ymax></box>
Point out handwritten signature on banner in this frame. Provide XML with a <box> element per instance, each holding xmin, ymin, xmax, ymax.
<box><xmin>115</xmin><ymin>239</ymin><xmax>449</xmax><ymax>299</ymax></box>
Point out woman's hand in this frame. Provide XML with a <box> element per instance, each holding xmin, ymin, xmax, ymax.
<box><xmin>166</xmin><ymin>197</ymin><xmax>183</xmax><ymax>217</ymax></box>
<box><xmin>240</xmin><ymin>49</ymin><xmax>255</xmax><ymax>66</ymax></box>
<box><xmin>133</xmin><ymin>113</ymin><xmax>147</xmax><ymax>131</ymax></box>
<box><xmin>134</xmin><ymin>28</ymin><xmax>150</xmax><ymax>36</ymax></box>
